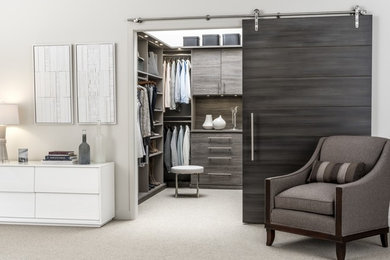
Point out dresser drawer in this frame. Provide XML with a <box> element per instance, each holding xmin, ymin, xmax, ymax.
<box><xmin>0</xmin><ymin>192</ymin><xmax>35</xmax><ymax>218</ymax></box>
<box><xmin>198</xmin><ymin>173</ymin><xmax>242</xmax><ymax>186</ymax></box>
<box><xmin>191</xmin><ymin>133</ymin><xmax>242</xmax><ymax>187</ymax></box>
<box><xmin>0</xmin><ymin>167</ymin><xmax>34</xmax><ymax>192</ymax></box>
<box><xmin>35</xmin><ymin>167</ymin><xmax>99</xmax><ymax>194</ymax></box>
<box><xmin>191</xmin><ymin>133</ymin><xmax>242</xmax><ymax>145</ymax></box>
<box><xmin>36</xmin><ymin>193</ymin><xmax>99</xmax><ymax>220</ymax></box>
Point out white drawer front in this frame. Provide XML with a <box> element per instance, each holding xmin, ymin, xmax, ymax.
<box><xmin>36</xmin><ymin>193</ymin><xmax>99</xmax><ymax>220</ymax></box>
<box><xmin>35</xmin><ymin>167</ymin><xmax>99</xmax><ymax>194</ymax></box>
<box><xmin>0</xmin><ymin>192</ymin><xmax>35</xmax><ymax>218</ymax></box>
<box><xmin>0</xmin><ymin>167</ymin><xmax>34</xmax><ymax>192</ymax></box>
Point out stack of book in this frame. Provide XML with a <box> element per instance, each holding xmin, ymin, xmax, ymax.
<box><xmin>42</xmin><ymin>151</ymin><xmax>78</xmax><ymax>165</ymax></box>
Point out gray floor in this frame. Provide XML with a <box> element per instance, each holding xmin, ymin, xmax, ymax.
<box><xmin>0</xmin><ymin>188</ymin><xmax>388</xmax><ymax>259</ymax></box>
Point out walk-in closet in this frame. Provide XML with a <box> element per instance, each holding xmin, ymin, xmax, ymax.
<box><xmin>136</xmin><ymin>29</ymin><xmax>243</xmax><ymax>203</ymax></box>
<box><xmin>134</xmin><ymin>13</ymin><xmax>372</xmax><ymax>225</ymax></box>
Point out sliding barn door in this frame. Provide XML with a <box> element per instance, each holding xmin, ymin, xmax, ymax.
<box><xmin>242</xmin><ymin>16</ymin><xmax>372</xmax><ymax>223</ymax></box>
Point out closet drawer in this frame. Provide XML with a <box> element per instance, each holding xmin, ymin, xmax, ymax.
<box><xmin>191</xmin><ymin>132</ymin><xmax>242</xmax><ymax>187</ymax></box>
<box><xmin>191</xmin><ymin>133</ymin><xmax>242</xmax><ymax>160</ymax></box>
<box><xmin>36</xmin><ymin>193</ymin><xmax>99</xmax><ymax>220</ymax></box>
<box><xmin>192</xmin><ymin>133</ymin><xmax>241</xmax><ymax>144</ymax></box>
<box><xmin>198</xmin><ymin>172</ymin><xmax>242</xmax><ymax>186</ymax></box>
<box><xmin>35</xmin><ymin>167</ymin><xmax>99</xmax><ymax>194</ymax></box>
<box><xmin>0</xmin><ymin>192</ymin><xmax>35</xmax><ymax>218</ymax></box>
<box><xmin>0</xmin><ymin>167</ymin><xmax>34</xmax><ymax>192</ymax></box>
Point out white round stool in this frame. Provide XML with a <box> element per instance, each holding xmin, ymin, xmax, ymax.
<box><xmin>171</xmin><ymin>165</ymin><xmax>204</xmax><ymax>198</ymax></box>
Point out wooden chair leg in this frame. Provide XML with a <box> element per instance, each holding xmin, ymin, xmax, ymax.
<box><xmin>266</xmin><ymin>229</ymin><xmax>275</xmax><ymax>246</ymax></box>
<box><xmin>336</xmin><ymin>242</ymin><xmax>346</xmax><ymax>260</ymax></box>
<box><xmin>380</xmin><ymin>233</ymin><xmax>388</xmax><ymax>248</ymax></box>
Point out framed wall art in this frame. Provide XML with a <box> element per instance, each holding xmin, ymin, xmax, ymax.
<box><xmin>33</xmin><ymin>44</ymin><xmax>73</xmax><ymax>124</ymax></box>
<box><xmin>75</xmin><ymin>43</ymin><xmax>116</xmax><ymax>124</ymax></box>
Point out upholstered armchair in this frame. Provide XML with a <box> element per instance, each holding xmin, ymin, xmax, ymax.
<box><xmin>265</xmin><ymin>136</ymin><xmax>390</xmax><ymax>260</ymax></box>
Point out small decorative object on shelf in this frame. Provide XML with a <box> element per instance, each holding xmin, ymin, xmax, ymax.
<box><xmin>202</xmin><ymin>114</ymin><xmax>213</xmax><ymax>129</ymax></box>
<box><xmin>94</xmin><ymin>120</ymin><xmax>106</xmax><ymax>163</ymax></box>
<box><xmin>42</xmin><ymin>151</ymin><xmax>77</xmax><ymax>165</ymax></box>
<box><xmin>231</xmin><ymin>106</ymin><xmax>238</xmax><ymax>130</ymax></box>
<box><xmin>79</xmin><ymin>130</ymin><xmax>90</xmax><ymax>164</ymax></box>
<box><xmin>18</xmin><ymin>148</ymin><xmax>28</xmax><ymax>163</ymax></box>
<box><xmin>213</xmin><ymin>115</ymin><xmax>226</xmax><ymax>130</ymax></box>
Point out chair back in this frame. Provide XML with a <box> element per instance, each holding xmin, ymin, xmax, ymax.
<box><xmin>320</xmin><ymin>136</ymin><xmax>388</xmax><ymax>172</ymax></box>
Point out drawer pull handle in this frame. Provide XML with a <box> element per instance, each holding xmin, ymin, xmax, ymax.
<box><xmin>208</xmin><ymin>147</ymin><xmax>232</xmax><ymax>150</ymax></box>
<box><xmin>208</xmin><ymin>137</ymin><xmax>232</xmax><ymax>143</ymax></box>
<box><xmin>208</xmin><ymin>157</ymin><xmax>232</xmax><ymax>160</ymax></box>
<box><xmin>251</xmin><ymin>113</ymin><xmax>254</xmax><ymax>161</ymax></box>
<box><xmin>208</xmin><ymin>173</ymin><xmax>232</xmax><ymax>176</ymax></box>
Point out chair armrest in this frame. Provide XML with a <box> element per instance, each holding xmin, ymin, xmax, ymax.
<box><xmin>265</xmin><ymin>137</ymin><xmax>326</xmax><ymax>223</ymax></box>
<box><xmin>336</xmin><ymin>140</ymin><xmax>390</xmax><ymax>236</ymax></box>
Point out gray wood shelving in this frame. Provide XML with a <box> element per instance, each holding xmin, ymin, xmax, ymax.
<box><xmin>137</xmin><ymin>33</ymin><xmax>166</xmax><ymax>204</ymax></box>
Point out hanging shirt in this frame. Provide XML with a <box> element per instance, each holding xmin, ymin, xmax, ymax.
<box><xmin>136</xmin><ymin>98</ymin><xmax>146</xmax><ymax>158</ymax></box>
<box><xmin>177</xmin><ymin>125</ymin><xmax>184</xmax><ymax>166</ymax></box>
<box><xmin>174</xmin><ymin>60</ymin><xmax>182</xmax><ymax>103</ymax></box>
<box><xmin>138</xmin><ymin>86</ymin><xmax>151</xmax><ymax>137</ymax></box>
<box><xmin>162</xmin><ymin>60</ymin><xmax>167</xmax><ymax>111</ymax></box>
<box><xmin>180</xmin><ymin>59</ymin><xmax>191</xmax><ymax>104</ymax></box>
<box><xmin>164</xmin><ymin>128</ymin><xmax>172</xmax><ymax>171</ymax></box>
<box><xmin>182</xmin><ymin>125</ymin><xmax>190</xmax><ymax>165</ymax></box>
<box><xmin>170</xmin><ymin>126</ymin><xmax>178</xmax><ymax>167</ymax></box>
<box><xmin>170</xmin><ymin>60</ymin><xmax>176</xmax><ymax>110</ymax></box>
<box><xmin>179</xmin><ymin>60</ymin><xmax>186</xmax><ymax>103</ymax></box>
<box><xmin>164</xmin><ymin>61</ymin><xmax>171</xmax><ymax>109</ymax></box>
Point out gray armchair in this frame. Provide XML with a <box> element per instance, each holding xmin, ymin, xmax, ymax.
<box><xmin>265</xmin><ymin>136</ymin><xmax>390</xmax><ymax>260</ymax></box>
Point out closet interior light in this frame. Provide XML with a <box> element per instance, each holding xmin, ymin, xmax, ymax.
<box><xmin>159</xmin><ymin>43</ymin><xmax>163</xmax><ymax>46</ymax></box>
<box><xmin>144</xmin><ymin>35</ymin><xmax>149</xmax><ymax>38</ymax></box>
<box><xmin>155</xmin><ymin>40</ymin><xmax>158</xmax><ymax>43</ymax></box>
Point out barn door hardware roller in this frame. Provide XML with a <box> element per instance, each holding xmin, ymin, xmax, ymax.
<box><xmin>354</xmin><ymin>5</ymin><xmax>367</xmax><ymax>29</ymax></box>
<box><xmin>253</xmin><ymin>9</ymin><xmax>261</xmax><ymax>31</ymax></box>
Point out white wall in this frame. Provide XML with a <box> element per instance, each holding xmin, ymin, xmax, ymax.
<box><xmin>1</xmin><ymin>0</ymin><xmax>389</xmax><ymax>220</ymax></box>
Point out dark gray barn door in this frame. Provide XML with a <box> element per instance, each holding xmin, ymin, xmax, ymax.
<box><xmin>242</xmin><ymin>16</ymin><xmax>372</xmax><ymax>223</ymax></box>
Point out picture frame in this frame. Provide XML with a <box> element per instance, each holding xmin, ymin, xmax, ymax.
<box><xmin>33</xmin><ymin>44</ymin><xmax>73</xmax><ymax>124</ymax></box>
<box><xmin>75</xmin><ymin>43</ymin><xmax>117</xmax><ymax>124</ymax></box>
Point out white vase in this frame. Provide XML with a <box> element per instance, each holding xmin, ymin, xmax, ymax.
<box><xmin>94</xmin><ymin>121</ymin><xmax>106</xmax><ymax>163</ymax></box>
<box><xmin>202</xmin><ymin>115</ymin><xmax>213</xmax><ymax>130</ymax></box>
<box><xmin>213</xmin><ymin>115</ymin><xmax>226</xmax><ymax>130</ymax></box>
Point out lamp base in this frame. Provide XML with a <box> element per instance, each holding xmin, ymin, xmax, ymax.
<box><xmin>0</xmin><ymin>139</ymin><xmax>8</xmax><ymax>163</ymax></box>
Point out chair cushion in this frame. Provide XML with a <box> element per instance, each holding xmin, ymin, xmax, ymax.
<box><xmin>308</xmin><ymin>160</ymin><xmax>366</xmax><ymax>184</ymax></box>
<box><xmin>170</xmin><ymin>165</ymin><xmax>204</xmax><ymax>174</ymax></box>
<box><xmin>275</xmin><ymin>183</ymin><xmax>336</xmax><ymax>216</ymax></box>
<box><xmin>320</xmin><ymin>136</ymin><xmax>387</xmax><ymax>172</ymax></box>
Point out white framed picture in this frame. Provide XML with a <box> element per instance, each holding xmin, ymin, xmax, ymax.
<box><xmin>33</xmin><ymin>44</ymin><xmax>73</xmax><ymax>124</ymax></box>
<box><xmin>75</xmin><ymin>43</ymin><xmax>117</xmax><ymax>124</ymax></box>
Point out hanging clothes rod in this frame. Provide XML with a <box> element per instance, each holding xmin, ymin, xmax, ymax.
<box><xmin>163</xmin><ymin>54</ymin><xmax>191</xmax><ymax>57</ymax></box>
<box><xmin>128</xmin><ymin>6</ymin><xmax>368</xmax><ymax>30</ymax></box>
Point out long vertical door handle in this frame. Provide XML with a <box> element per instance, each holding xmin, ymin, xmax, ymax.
<box><xmin>251</xmin><ymin>113</ymin><xmax>254</xmax><ymax>161</ymax></box>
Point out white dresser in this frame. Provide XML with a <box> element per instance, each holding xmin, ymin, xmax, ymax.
<box><xmin>0</xmin><ymin>161</ymin><xmax>115</xmax><ymax>227</ymax></box>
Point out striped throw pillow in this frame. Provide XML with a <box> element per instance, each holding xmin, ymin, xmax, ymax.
<box><xmin>309</xmin><ymin>161</ymin><xmax>366</xmax><ymax>184</ymax></box>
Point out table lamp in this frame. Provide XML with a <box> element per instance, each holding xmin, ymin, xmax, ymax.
<box><xmin>0</xmin><ymin>104</ymin><xmax>19</xmax><ymax>163</ymax></box>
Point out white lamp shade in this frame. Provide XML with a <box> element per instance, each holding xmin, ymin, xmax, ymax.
<box><xmin>0</xmin><ymin>104</ymin><xmax>19</xmax><ymax>125</ymax></box>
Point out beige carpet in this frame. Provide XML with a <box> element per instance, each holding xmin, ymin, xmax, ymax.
<box><xmin>0</xmin><ymin>188</ymin><xmax>388</xmax><ymax>260</ymax></box>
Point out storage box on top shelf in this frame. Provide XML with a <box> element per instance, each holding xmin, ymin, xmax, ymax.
<box><xmin>183</xmin><ymin>36</ymin><xmax>200</xmax><ymax>46</ymax></box>
<box><xmin>222</xmin><ymin>34</ymin><xmax>241</xmax><ymax>46</ymax></box>
<box><xmin>202</xmin><ymin>34</ymin><xmax>220</xmax><ymax>46</ymax></box>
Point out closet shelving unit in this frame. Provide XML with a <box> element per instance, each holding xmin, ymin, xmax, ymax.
<box><xmin>162</xmin><ymin>49</ymin><xmax>193</xmax><ymax>187</ymax></box>
<box><xmin>137</xmin><ymin>33</ymin><xmax>168</xmax><ymax>204</ymax></box>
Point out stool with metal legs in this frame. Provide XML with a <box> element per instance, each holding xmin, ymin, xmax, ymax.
<box><xmin>171</xmin><ymin>165</ymin><xmax>204</xmax><ymax>198</ymax></box>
